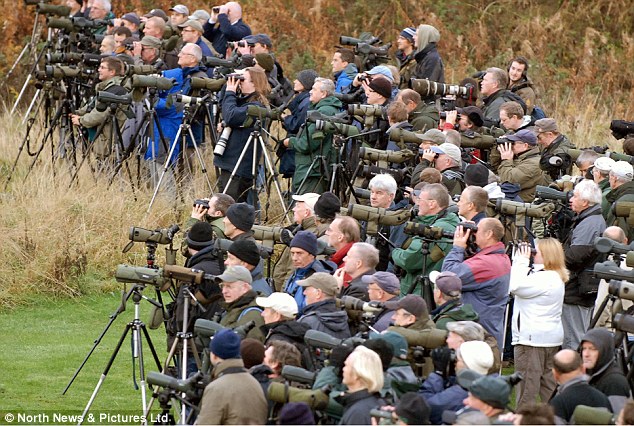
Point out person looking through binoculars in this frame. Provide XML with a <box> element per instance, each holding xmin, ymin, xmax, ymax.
<box><xmin>214</xmin><ymin>68</ymin><xmax>270</xmax><ymax>202</ymax></box>
<box><xmin>496</xmin><ymin>129</ymin><xmax>545</xmax><ymax>202</ymax></box>
<box><xmin>203</xmin><ymin>2</ymin><xmax>251</xmax><ymax>58</ymax></box>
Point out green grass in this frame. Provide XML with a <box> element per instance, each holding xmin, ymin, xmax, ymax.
<box><xmin>0</xmin><ymin>291</ymin><xmax>172</xmax><ymax>423</ymax></box>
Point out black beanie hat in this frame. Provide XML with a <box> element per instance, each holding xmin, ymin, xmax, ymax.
<box><xmin>225</xmin><ymin>203</ymin><xmax>255</xmax><ymax>232</ymax></box>
<box><xmin>368</xmin><ymin>76</ymin><xmax>392</xmax><ymax>99</ymax></box>
<box><xmin>186</xmin><ymin>222</ymin><xmax>214</xmax><ymax>250</ymax></box>
<box><xmin>290</xmin><ymin>230</ymin><xmax>318</xmax><ymax>256</ymax></box>
<box><xmin>395</xmin><ymin>392</ymin><xmax>431</xmax><ymax>425</ymax></box>
<box><xmin>314</xmin><ymin>192</ymin><xmax>341</xmax><ymax>220</ymax></box>
<box><xmin>279</xmin><ymin>402</ymin><xmax>315</xmax><ymax>425</ymax></box>
<box><xmin>296</xmin><ymin>69</ymin><xmax>318</xmax><ymax>92</ymax></box>
<box><xmin>464</xmin><ymin>163</ymin><xmax>489</xmax><ymax>187</ymax></box>
<box><xmin>228</xmin><ymin>239</ymin><xmax>261</xmax><ymax>266</ymax></box>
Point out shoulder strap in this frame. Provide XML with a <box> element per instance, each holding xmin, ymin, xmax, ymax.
<box><xmin>238</xmin><ymin>306</ymin><xmax>263</xmax><ymax>321</ymax></box>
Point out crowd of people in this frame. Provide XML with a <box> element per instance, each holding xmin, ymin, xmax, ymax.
<box><xmin>45</xmin><ymin>0</ymin><xmax>634</xmax><ymax>424</ymax></box>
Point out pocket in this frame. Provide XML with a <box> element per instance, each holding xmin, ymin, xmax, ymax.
<box><xmin>578</xmin><ymin>270</ymin><xmax>600</xmax><ymax>296</ymax></box>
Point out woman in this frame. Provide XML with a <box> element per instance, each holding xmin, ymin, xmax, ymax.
<box><xmin>510</xmin><ymin>238</ymin><xmax>568</xmax><ymax>409</ymax></box>
<box><xmin>340</xmin><ymin>345</ymin><xmax>385</xmax><ymax>425</ymax></box>
<box><xmin>214</xmin><ymin>67</ymin><xmax>270</xmax><ymax>202</ymax></box>
<box><xmin>413</xmin><ymin>24</ymin><xmax>444</xmax><ymax>83</ymax></box>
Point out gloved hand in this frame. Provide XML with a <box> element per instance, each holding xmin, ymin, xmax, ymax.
<box><xmin>431</xmin><ymin>346</ymin><xmax>453</xmax><ymax>377</ymax></box>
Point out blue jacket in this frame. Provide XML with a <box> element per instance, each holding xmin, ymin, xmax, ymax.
<box><xmin>334</xmin><ymin>63</ymin><xmax>358</xmax><ymax>94</ymax></box>
<box><xmin>251</xmin><ymin>260</ymin><xmax>272</xmax><ymax>296</ymax></box>
<box><xmin>419</xmin><ymin>372</ymin><xmax>467</xmax><ymax>424</ymax></box>
<box><xmin>441</xmin><ymin>242</ymin><xmax>511</xmax><ymax>349</ymax></box>
<box><xmin>283</xmin><ymin>90</ymin><xmax>311</xmax><ymax>136</ymax></box>
<box><xmin>202</xmin><ymin>16</ymin><xmax>251</xmax><ymax>58</ymax></box>
<box><xmin>283</xmin><ymin>258</ymin><xmax>337</xmax><ymax>314</ymax></box>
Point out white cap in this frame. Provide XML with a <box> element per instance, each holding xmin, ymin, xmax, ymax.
<box><xmin>431</xmin><ymin>143</ymin><xmax>462</xmax><ymax>165</ymax></box>
<box><xmin>459</xmin><ymin>341</ymin><xmax>494</xmax><ymax>375</ymax></box>
<box><xmin>256</xmin><ymin>292</ymin><xmax>298</xmax><ymax>318</ymax></box>
<box><xmin>610</xmin><ymin>161</ymin><xmax>633</xmax><ymax>180</ymax></box>
<box><xmin>594</xmin><ymin>156</ymin><xmax>616</xmax><ymax>172</ymax></box>
<box><xmin>292</xmin><ymin>193</ymin><xmax>320</xmax><ymax>210</ymax></box>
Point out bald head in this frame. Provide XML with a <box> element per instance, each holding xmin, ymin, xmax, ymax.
<box><xmin>477</xmin><ymin>218</ymin><xmax>504</xmax><ymax>245</ymax></box>
<box><xmin>226</xmin><ymin>2</ymin><xmax>242</xmax><ymax>22</ymax></box>
<box><xmin>553</xmin><ymin>349</ymin><xmax>582</xmax><ymax>375</ymax></box>
<box><xmin>604</xmin><ymin>226</ymin><xmax>627</xmax><ymax>244</ymax></box>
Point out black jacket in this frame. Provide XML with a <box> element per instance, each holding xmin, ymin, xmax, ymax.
<box><xmin>550</xmin><ymin>376</ymin><xmax>612</xmax><ymax>423</ymax></box>
<box><xmin>298</xmin><ymin>299</ymin><xmax>351</xmax><ymax>339</ymax></box>
<box><xmin>338</xmin><ymin>389</ymin><xmax>385</xmax><ymax>425</ymax></box>
<box><xmin>581</xmin><ymin>328</ymin><xmax>631</xmax><ymax>397</ymax></box>
<box><xmin>202</xmin><ymin>16</ymin><xmax>251</xmax><ymax>58</ymax></box>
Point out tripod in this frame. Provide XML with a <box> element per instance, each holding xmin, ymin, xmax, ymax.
<box><xmin>406</xmin><ymin>239</ymin><xmax>437</xmax><ymax>310</ymax></box>
<box><xmin>219</xmin><ymin>119</ymin><xmax>289</xmax><ymax>219</ymax></box>
<box><xmin>79</xmin><ymin>284</ymin><xmax>163</xmax><ymax>424</ymax></box>
<box><xmin>147</xmin><ymin>103</ymin><xmax>213</xmax><ymax>214</ymax></box>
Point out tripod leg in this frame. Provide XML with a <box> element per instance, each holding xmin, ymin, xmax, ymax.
<box><xmin>186</xmin><ymin>126</ymin><xmax>213</xmax><ymax>193</ymax></box>
<box><xmin>147</xmin><ymin>127</ymin><xmax>183</xmax><ymax>213</ymax></box>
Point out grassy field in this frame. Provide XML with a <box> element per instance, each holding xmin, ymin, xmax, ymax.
<box><xmin>0</xmin><ymin>291</ymin><xmax>173</xmax><ymax>423</ymax></box>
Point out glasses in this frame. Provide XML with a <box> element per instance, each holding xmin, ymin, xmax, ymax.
<box><xmin>181</xmin><ymin>28</ymin><xmax>197</xmax><ymax>33</ymax></box>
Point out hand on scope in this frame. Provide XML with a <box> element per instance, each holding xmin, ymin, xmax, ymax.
<box><xmin>453</xmin><ymin>224</ymin><xmax>471</xmax><ymax>249</ymax></box>
<box><xmin>498</xmin><ymin>142</ymin><xmax>514</xmax><ymax>161</ymax></box>
<box><xmin>70</xmin><ymin>114</ymin><xmax>81</xmax><ymax>126</ymax></box>
<box><xmin>191</xmin><ymin>202</ymin><xmax>209</xmax><ymax>220</ymax></box>
<box><xmin>445</xmin><ymin>110</ymin><xmax>458</xmax><ymax>125</ymax></box>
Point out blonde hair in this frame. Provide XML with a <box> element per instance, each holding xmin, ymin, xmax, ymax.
<box><xmin>537</xmin><ymin>238</ymin><xmax>569</xmax><ymax>283</ymax></box>
<box><xmin>348</xmin><ymin>346</ymin><xmax>384</xmax><ymax>393</ymax></box>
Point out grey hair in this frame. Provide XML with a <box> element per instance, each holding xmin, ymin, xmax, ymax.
<box><xmin>485</xmin><ymin>67</ymin><xmax>508</xmax><ymax>90</ymax></box>
<box><xmin>94</xmin><ymin>0</ymin><xmax>111</xmax><ymax>12</ymax></box>
<box><xmin>576</xmin><ymin>150</ymin><xmax>600</xmax><ymax>169</ymax></box>
<box><xmin>573</xmin><ymin>179</ymin><xmax>603</xmax><ymax>205</ymax></box>
<box><xmin>423</xmin><ymin>183</ymin><xmax>450</xmax><ymax>209</ymax></box>
<box><xmin>314</xmin><ymin>77</ymin><xmax>335</xmax><ymax>97</ymax></box>
<box><xmin>368</xmin><ymin>174</ymin><xmax>397</xmax><ymax>195</ymax></box>
<box><xmin>350</xmin><ymin>242</ymin><xmax>379</xmax><ymax>269</ymax></box>
<box><xmin>183</xmin><ymin>43</ymin><xmax>202</xmax><ymax>61</ymax></box>
<box><xmin>446</xmin><ymin>321</ymin><xmax>485</xmax><ymax>342</ymax></box>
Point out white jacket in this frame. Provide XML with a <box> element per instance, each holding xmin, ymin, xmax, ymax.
<box><xmin>510</xmin><ymin>257</ymin><xmax>565</xmax><ymax>347</ymax></box>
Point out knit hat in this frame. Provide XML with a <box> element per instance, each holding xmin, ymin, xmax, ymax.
<box><xmin>457</xmin><ymin>106</ymin><xmax>484</xmax><ymax>128</ymax></box>
<box><xmin>239</xmin><ymin>54</ymin><xmax>255</xmax><ymax>68</ymax></box>
<box><xmin>400</xmin><ymin>27</ymin><xmax>416</xmax><ymax>43</ymax></box>
<box><xmin>296</xmin><ymin>69</ymin><xmax>318</xmax><ymax>92</ymax></box>
<box><xmin>140</xmin><ymin>35</ymin><xmax>162</xmax><ymax>49</ymax></box>
<box><xmin>506</xmin><ymin>129</ymin><xmax>537</xmax><ymax>145</ymax></box>
<box><xmin>457</xmin><ymin>370</ymin><xmax>511</xmax><ymax>409</ymax></box>
<box><xmin>366</xmin><ymin>65</ymin><xmax>394</xmax><ymax>82</ymax></box>
<box><xmin>178</xmin><ymin>19</ymin><xmax>203</xmax><ymax>33</ymax></box>
<box><xmin>121</xmin><ymin>13</ymin><xmax>140</xmax><ymax>26</ymax></box>
<box><xmin>210</xmin><ymin>329</ymin><xmax>241</xmax><ymax>359</ymax></box>
<box><xmin>169</xmin><ymin>4</ymin><xmax>189</xmax><ymax>15</ymax></box>
<box><xmin>368</xmin><ymin>76</ymin><xmax>392</xmax><ymax>99</ymax></box>
<box><xmin>256</xmin><ymin>292</ymin><xmax>298</xmax><ymax>318</ymax></box>
<box><xmin>464</xmin><ymin>163</ymin><xmax>490</xmax><ymax>187</ymax></box>
<box><xmin>395</xmin><ymin>392</ymin><xmax>431</xmax><ymax>425</ymax></box>
<box><xmin>535</xmin><ymin>118</ymin><xmax>558</xmax><ymax>133</ymax></box>
<box><xmin>298</xmin><ymin>272</ymin><xmax>338</xmax><ymax>297</ymax></box>
<box><xmin>594</xmin><ymin>156</ymin><xmax>615</xmax><ymax>172</ymax></box>
<box><xmin>429</xmin><ymin>271</ymin><xmax>462</xmax><ymax>296</ymax></box>
<box><xmin>459</xmin><ymin>341</ymin><xmax>494</xmax><ymax>375</ymax></box>
<box><xmin>290</xmin><ymin>230</ymin><xmax>318</xmax><ymax>256</ymax></box>
<box><xmin>185</xmin><ymin>222</ymin><xmax>214</xmax><ymax>250</ymax></box>
<box><xmin>240</xmin><ymin>338</ymin><xmax>265</xmax><ymax>369</ymax></box>
<box><xmin>371</xmin><ymin>331</ymin><xmax>408</xmax><ymax>360</ymax></box>
<box><xmin>278</xmin><ymin>402</ymin><xmax>315</xmax><ymax>425</ymax></box>
<box><xmin>314</xmin><ymin>192</ymin><xmax>341</xmax><ymax>220</ymax></box>
<box><xmin>431</xmin><ymin>142</ymin><xmax>462</xmax><ymax>165</ymax></box>
<box><xmin>255</xmin><ymin>53</ymin><xmax>274</xmax><ymax>72</ymax></box>
<box><xmin>384</xmin><ymin>294</ymin><xmax>428</xmax><ymax>318</ymax></box>
<box><xmin>189</xmin><ymin>9</ymin><xmax>210</xmax><ymax>22</ymax></box>
<box><xmin>611</xmin><ymin>161</ymin><xmax>634</xmax><ymax>180</ymax></box>
<box><xmin>420</xmin><ymin>128</ymin><xmax>446</xmax><ymax>145</ymax></box>
<box><xmin>228</xmin><ymin>239</ymin><xmax>261</xmax><ymax>267</ymax></box>
<box><xmin>292</xmin><ymin>193</ymin><xmax>320</xmax><ymax>211</ymax></box>
<box><xmin>225</xmin><ymin>203</ymin><xmax>255</xmax><ymax>231</ymax></box>
<box><xmin>215</xmin><ymin>265</ymin><xmax>253</xmax><ymax>284</ymax></box>
<box><xmin>361</xmin><ymin>271</ymin><xmax>400</xmax><ymax>294</ymax></box>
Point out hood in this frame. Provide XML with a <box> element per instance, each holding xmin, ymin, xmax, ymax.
<box><xmin>499</xmin><ymin>182</ymin><xmax>522</xmax><ymax>200</ymax></box>
<box><xmin>483</xmin><ymin>182</ymin><xmax>506</xmax><ymax>199</ymax></box>
<box><xmin>267</xmin><ymin>321</ymin><xmax>311</xmax><ymax>342</ymax></box>
<box><xmin>313</xmin><ymin>95</ymin><xmax>343</xmax><ymax>111</ymax></box>
<box><xmin>415</xmin><ymin>25</ymin><xmax>440</xmax><ymax>52</ymax></box>
<box><xmin>343</xmin><ymin>62</ymin><xmax>358</xmax><ymax>79</ymax></box>
<box><xmin>580</xmin><ymin>328</ymin><xmax>617</xmax><ymax>378</ymax></box>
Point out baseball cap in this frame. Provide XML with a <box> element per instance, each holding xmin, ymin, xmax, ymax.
<box><xmin>298</xmin><ymin>272</ymin><xmax>338</xmax><ymax>297</ymax></box>
<box><xmin>361</xmin><ymin>271</ymin><xmax>400</xmax><ymax>294</ymax></box>
<box><xmin>459</xmin><ymin>341</ymin><xmax>494</xmax><ymax>375</ymax></box>
<box><xmin>215</xmin><ymin>265</ymin><xmax>253</xmax><ymax>285</ymax></box>
<box><xmin>535</xmin><ymin>118</ymin><xmax>558</xmax><ymax>133</ymax></box>
<box><xmin>169</xmin><ymin>4</ymin><xmax>189</xmax><ymax>15</ymax></box>
<box><xmin>292</xmin><ymin>193</ymin><xmax>320</xmax><ymax>211</ymax></box>
<box><xmin>457</xmin><ymin>106</ymin><xmax>484</xmax><ymax>128</ymax></box>
<box><xmin>457</xmin><ymin>370</ymin><xmax>511</xmax><ymax>409</ymax></box>
<box><xmin>431</xmin><ymin>143</ymin><xmax>462</xmax><ymax>164</ymax></box>
<box><xmin>121</xmin><ymin>13</ymin><xmax>140</xmax><ymax>26</ymax></box>
<box><xmin>594</xmin><ymin>156</ymin><xmax>615</xmax><ymax>172</ymax></box>
<box><xmin>256</xmin><ymin>292</ymin><xmax>298</xmax><ymax>318</ymax></box>
<box><xmin>366</xmin><ymin>65</ymin><xmax>394</xmax><ymax>82</ymax></box>
<box><xmin>252</xmin><ymin>33</ymin><xmax>273</xmax><ymax>48</ymax></box>
<box><xmin>611</xmin><ymin>161</ymin><xmax>634</xmax><ymax>180</ymax></box>
<box><xmin>420</xmin><ymin>128</ymin><xmax>446</xmax><ymax>145</ymax></box>
<box><xmin>429</xmin><ymin>271</ymin><xmax>462</xmax><ymax>296</ymax></box>
<box><xmin>144</xmin><ymin>9</ymin><xmax>168</xmax><ymax>21</ymax></box>
<box><xmin>505</xmin><ymin>129</ymin><xmax>537</xmax><ymax>145</ymax></box>
<box><xmin>140</xmin><ymin>35</ymin><xmax>162</xmax><ymax>49</ymax></box>
<box><xmin>189</xmin><ymin>9</ymin><xmax>210</xmax><ymax>21</ymax></box>
<box><xmin>178</xmin><ymin>19</ymin><xmax>203</xmax><ymax>33</ymax></box>
<box><xmin>384</xmin><ymin>294</ymin><xmax>428</xmax><ymax>318</ymax></box>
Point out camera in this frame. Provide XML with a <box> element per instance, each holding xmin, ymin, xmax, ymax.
<box><xmin>610</xmin><ymin>120</ymin><xmax>634</xmax><ymax>140</ymax></box>
<box><xmin>201</xmin><ymin>55</ymin><xmax>241</xmax><ymax>70</ymax></box>
<box><xmin>535</xmin><ymin>185</ymin><xmax>573</xmax><ymax>203</ymax></box>
<box><xmin>147</xmin><ymin>371</ymin><xmax>207</xmax><ymax>395</ymax></box>
<box><xmin>38</xmin><ymin>3</ymin><xmax>70</xmax><ymax>16</ymax></box>
<box><xmin>494</xmin><ymin>199</ymin><xmax>556</xmax><ymax>219</ymax></box>
<box><xmin>214</xmin><ymin>126</ymin><xmax>232</xmax><ymax>156</ymax></box>
<box><xmin>439</xmin><ymin>111</ymin><xmax>461</xmax><ymax>120</ymax></box>
<box><xmin>339</xmin><ymin>35</ymin><xmax>382</xmax><ymax>46</ymax></box>
<box><xmin>341</xmin><ymin>204</ymin><xmax>410</xmax><ymax>226</ymax></box>
<box><xmin>356</xmin><ymin>42</ymin><xmax>391</xmax><ymax>57</ymax></box>
<box><xmin>339</xmin><ymin>295</ymin><xmax>383</xmax><ymax>313</ymax></box>
<box><xmin>251</xmin><ymin>225</ymin><xmax>294</xmax><ymax>246</ymax></box>
<box><xmin>410</xmin><ymin>79</ymin><xmax>476</xmax><ymax>100</ymax></box>
<box><xmin>45</xmin><ymin>52</ymin><xmax>83</xmax><ymax>64</ymax></box>
<box><xmin>44</xmin><ymin>65</ymin><xmax>85</xmax><ymax>79</ymax></box>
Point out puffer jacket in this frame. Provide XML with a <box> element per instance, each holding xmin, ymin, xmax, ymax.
<box><xmin>334</xmin><ymin>63</ymin><xmax>358</xmax><ymax>94</ymax></box>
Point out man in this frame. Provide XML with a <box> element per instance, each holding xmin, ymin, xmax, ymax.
<box><xmin>413</xmin><ymin>24</ymin><xmax>444</xmax><ymax>83</ymax></box>
<box><xmin>223</xmin><ymin>202</ymin><xmax>256</xmax><ymax>242</ymax></box>
<box><xmin>395</xmin><ymin>89</ymin><xmax>439</xmax><ymax>132</ymax></box>
<box><xmin>411</xmin><ymin>129</ymin><xmax>447</xmax><ymax>186</ymax></box>
<box><xmin>178</xmin><ymin>19</ymin><xmax>213</xmax><ymax>59</ymax></box>
<box><xmin>143</xmin><ymin>16</ymin><xmax>166</xmax><ymax>39</ymax></box>
<box><xmin>535</xmin><ymin>118</ymin><xmax>575</xmax><ymax>180</ymax></box>
<box><xmin>429</xmin><ymin>271</ymin><xmax>478</xmax><ymax>330</ymax></box>
<box><xmin>395</xmin><ymin>27</ymin><xmax>417</xmax><ymax>89</ymax></box>
<box><xmin>549</xmin><ymin>349</ymin><xmax>612</xmax><ymax>423</ymax></box>
<box><xmin>100</xmin><ymin>35</ymin><xmax>115</xmax><ymax>55</ymax></box>
<box><xmin>497</xmin><ymin>129</ymin><xmax>545</xmax><ymax>202</ymax></box>
<box><xmin>184</xmin><ymin>193</ymin><xmax>235</xmax><ymax>240</ymax></box>
<box><xmin>131</xmin><ymin>35</ymin><xmax>164</xmax><ymax>67</ymax></box>
<box><xmin>283</xmin><ymin>231</ymin><xmax>337</xmax><ymax>314</ymax></box>
<box><xmin>226</xmin><ymin>239</ymin><xmax>272</xmax><ymax>296</ymax></box>
<box><xmin>142</xmin><ymin>15</ymin><xmax>178</xmax><ymax>69</ymax></box>
<box><xmin>392</xmin><ymin>183</ymin><xmax>459</xmax><ymax>296</ymax></box>
<box><xmin>456</xmin><ymin>186</ymin><xmax>488</xmax><ymax>223</ymax></box>
<box><xmin>363</xmin><ymin>174</ymin><xmax>409</xmax><ymax>272</ymax></box>
<box><xmin>591</xmin><ymin>157</ymin><xmax>615</xmax><ymax>216</ymax></box>
<box><xmin>334</xmin><ymin>242</ymin><xmax>379</xmax><ymax>301</ymax></box>
<box><xmin>360</xmin><ymin>75</ymin><xmax>393</xmax><ymax>150</ymax></box>
<box><xmin>457</xmin><ymin>371</ymin><xmax>512</xmax><ymax>422</ymax></box>
<box><xmin>442</xmin><ymin>218</ymin><xmax>510</xmax><ymax>349</ymax></box>
<box><xmin>88</xmin><ymin>0</ymin><xmax>113</xmax><ymax>34</ymax></box>
<box><xmin>326</xmin><ymin>215</ymin><xmax>360</xmax><ymax>270</ymax></box>
<box><xmin>362</xmin><ymin>271</ymin><xmax>400</xmax><ymax>332</ymax></box>
<box><xmin>479</xmin><ymin>67</ymin><xmax>525</xmax><ymax>128</ymax></box>
<box><xmin>562</xmin><ymin>179</ymin><xmax>606</xmax><ymax>349</ymax></box>
<box><xmin>196</xmin><ymin>329</ymin><xmax>268</xmax><ymax>425</ymax></box>
<box><xmin>203</xmin><ymin>2</ymin><xmax>251</xmax><ymax>58</ymax></box>
<box><xmin>427</xmin><ymin>142</ymin><xmax>465</xmax><ymax>196</ymax></box>
<box><xmin>507</xmin><ymin>56</ymin><xmax>537</xmax><ymax>115</ymax></box>
<box><xmin>605</xmin><ymin>161</ymin><xmax>634</xmax><ymax>242</ymax></box>
<box><xmin>332</xmin><ymin>48</ymin><xmax>357</xmax><ymax>94</ymax></box>
<box><xmin>297</xmin><ymin>272</ymin><xmax>351</xmax><ymax>339</ymax></box>
<box><xmin>283</xmin><ymin>78</ymin><xmax>342</xmax><ymax>194</ymax></box>
<box><xmin>218</xmin><ymin>265</ymin><xmax>265</xmax><ymax>341</ymax></box>
<box><xmin>169</xmin><ymin>4</ymin><xmax>189</xmax><ymax>26</ymax></box>
<box><xmin>386</xmin><ymin>294</ymin><xmax>432</xmax><ymax>331</ymax></box>
<box><xmin>580</xmin><ymin>328</ymin><xmax>630</xmax><ymax>397</ymax></box>
<box><xmin>120</xmin><ymin>12</ymin><xmax>141</xmax><ymax>37</ymax></box>
<box><xmin>256</xmin><ymin>292</ymin><xmax>311</xmax><ymax>347</ymax></box>
<box><xmin>70</xmin><ymin>56</ymin><xmax>127</xmax><ymax>162</ymax></box>
<box><xmin>499</xmin><ymin>101</ymin><xmax>531</xmax><ymax>132</ymax></box>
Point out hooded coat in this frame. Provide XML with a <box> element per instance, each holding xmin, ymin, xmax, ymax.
<box><xmin>220</xmin><ymin>290</ymin><xmax>265</xmax><ymax>341</ymax></box>
<box><xmin>580</xmin><ymin>328</ymin><xmax>631</xmax><ymax>397</ymax></box>
<box><xmin>334</xmin><ymin>63</ymin><xmax>358</xmax><ymax>94</ymax></box>
<box><xmin>413</xmin><ymin>25</ymin><xmax>444</xmax><ymax>83</ymax></box>
<box><xmin>298</xmin><ymin>299</ymin><xmax>351</xmax><ymax>339</ymax></box>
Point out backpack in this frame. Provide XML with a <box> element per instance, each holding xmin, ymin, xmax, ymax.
<box><xmin>531</xmin><ymin>105</ymin><xmax>547</xmax><ymax>121</ymax></box>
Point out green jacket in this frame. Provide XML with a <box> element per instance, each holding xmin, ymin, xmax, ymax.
<box><xmin>289</xmin><ymin>95</ymin><xmax>343</xmax><ymax>188</ymax></box>
<box><xmin>605</xmin><ymin>180</ymin><xmax>634</xmax><ymax>242</ymax></box>
<box><xmin>432</xmin><ymin>300</ymin><xmax>479</xmax><ymax>330</ymax></box>
<box><xmin>220</xmin><ymin>290</ymin><xmax>265</xmax><ymax>342</ymax></box>
<box><xmin>600</xmin><ymin>178</ymin><xmax>612</xmax><ymax>217</ymax></box>
<box><xmin>540</xmin><ymin>134</ymin><xmax>575</xmax><ymax>181</ymax></box>
<box><xmin>497</xmin><ymin>146</ymin><xmax>546</xmax><ymax>202</ymax></box>
<box><xmin>392</xmin><ymin>210</ymin><xmax>459</xmax><ymax>296</ymax></box>
<box><xmin>409</xmin><ymin>102</ymin><xmax>439</xmax><ymax>132</ymax></box>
